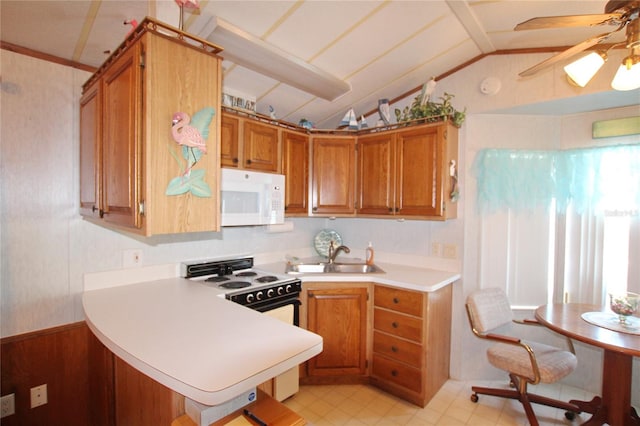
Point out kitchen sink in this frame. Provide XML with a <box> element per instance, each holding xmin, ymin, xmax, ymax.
<box><xmin>285</xmin><ymin>262</ymin><xmax>384</xmax><ymax>274</ymax></box>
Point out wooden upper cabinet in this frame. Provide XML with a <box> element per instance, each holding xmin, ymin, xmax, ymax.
<box><xmin>282</xmin><ymin>131</ymin><xmax>309</xmax><ymax>215</ymax></box>
<box><xmin>79</xmin><ymin>19</ymin><xmax>223</xmax><ymax>235</ymax></box>
<box><xmin>220</xmin><ymin>114</ymin><xmax>240</xmax><ymax>168</ymax></box>
<box><xmin>357</xmin><ymin>132</ymin><xmax>395</xmax><ymax>215</ymax></box>
<box><xmin>79</xmin><ymin>79</ymin><xmax>101</xmax><ymax>219</ymax></box>
<box><xmin>311</xmin><ymin>135</ymin><xmax>356</xmax><ymax>215</ymax></box>
<box><xmin>396</xmin><ymin>123</ymin><xmax>458</xmax><ymax>219</ymax></box>
<box><xmin>243</xmin><ymin>121</ymin><xmax>280</xmax><ymax>172</ymax></box>
<box><xmin>357</xmin><ymin>122</ymin><xmax>458</xmax><ymax>220</ymax></box>
<box><xmin>101</xmin><ymin>43</ymin><xmax>141</xmax><ymax>229</ymax></box>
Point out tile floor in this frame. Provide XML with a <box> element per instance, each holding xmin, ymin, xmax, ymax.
<box><xmin>283</xmin><ymin>380</ymin><xmax>599</xmax><ymax>425</ymax></box>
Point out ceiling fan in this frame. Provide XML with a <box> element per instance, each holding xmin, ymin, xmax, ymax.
<box><xmin>515</xmin><ymin>0</ymin><xmax>640</xmax><ymax>78</ymax></box>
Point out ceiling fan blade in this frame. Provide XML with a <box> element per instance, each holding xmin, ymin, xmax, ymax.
<box><xmin>515</xmin><ymin>14</ymin><xmax>621</xmax><ymax>31</ymax></box>
<box><xmin>519</xmin><ymin>32</ymin><xmax>612</xmax><ymax>77</ymax></box>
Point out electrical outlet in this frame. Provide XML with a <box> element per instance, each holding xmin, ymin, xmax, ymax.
<box><xmin>1</xmin><ymin>394</ymin><xmax>15</xmax><ymax>417</ymax></box>
<box><xmin>123</xmin><ymin>249</ymin><xmax>143</xmax><ymax>268</ymax></box>
<box><xmin>30</xmin><ymin>384</ymin><xmax>47</xmax><ymax>408</ymax></box>
<box><xmin>443</xmin><ymin>244</ymin><xmax>457</xmax><ymax>259</ymax></box>
<box><xmin>431</xmin><ymin>242</ymin><xmax>442</xmax><ymax>256</ymax></box>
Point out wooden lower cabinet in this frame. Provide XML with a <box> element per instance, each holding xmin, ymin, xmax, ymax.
<box><xmin>300</xmin><ymin>281</ymin><xmax>453</xmax><ymax>407</ymax></box>
<box><xmin>371</xmin><ymin>284</ymin><xmax>452</xmax><ymax>407</ymax></box>
<box><xmin>301</xmin><ymin>283</ymin><xmax>369</xmax><ymax>382</ymax></box>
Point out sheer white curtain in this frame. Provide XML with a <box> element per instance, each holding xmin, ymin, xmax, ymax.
<box><xmin>554</xmin><ymin>207</ymin><xmax>605</xmax><ymax>305</ymax></box>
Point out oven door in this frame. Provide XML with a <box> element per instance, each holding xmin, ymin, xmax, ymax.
<box><xmin>252</xmin><ymin>297</ymin><xmax>300</xmax><ymax>326</ymax></box>
<box><xmin>260</xmin><ymin>298</ymin><xmax>301</xmax><ymax>401</ymax></box>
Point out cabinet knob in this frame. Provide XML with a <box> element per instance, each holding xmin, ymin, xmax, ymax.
<box><xmin>99</xmin><ymin>209</ymin><xmax>104</xmax><ymax>218</ymax></box>
<box><xmin>391</xmin><ymin>370</ymin><xmax>398</xmax><ymax>377</ymax></box>
<box><xmin>392</xmin><ymin>322</ymin><xmax>398</xmax><ymax>328</ymax></box>
<box><xmin>388</xmin><ymin>208</ymin><xmax>393</xmax><ymax>213</ymax></box>
<box><xmin>92</xmin><ymin>205</ymin><xmax>98</xmax><ymax>213</ymax></box>
<box><xmin>391</xmin><ymin>346</ymin><xmax>398</xmax><ymax>353</ymax></box>
<box><xmin>233</xmin><ymin>158</ymin><xmax>239</xmax><ymax>163</ymax></box>
<box><xmin>308</xmin><ymin>292</ymin><xmax>314</xmax><ymax>298</ymax></box>
<box><xmin>393</xmin><ymin>297</ymin><xmax>399</xmax><ymax>304</ymax></box>
<box><xmin>312</xmin><ymin>207</ymin><xmax>318</xmax><ymax>212</ymax></box>
<box><xmin>246</xmin><ymin>159</ymin><xmax>252</xmax><ymax>165</ymax></box>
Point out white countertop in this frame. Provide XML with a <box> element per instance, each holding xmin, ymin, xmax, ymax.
<box><xmin>257</xmin><ymin>260</ymin><xmax>461</xmax><ymax>293</ymax></box>
<box><xmin>83</xmin><ymin>277</ymin><xmax>322</xmax><ymax>406</ymax></box>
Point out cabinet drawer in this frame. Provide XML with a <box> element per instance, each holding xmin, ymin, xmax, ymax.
<box><xmin>373</xmin><ymin>331</ymin><xmax>422</xmax><ymax>368</ymax></box>
<box><xmin>372</xmin><ymin>354</ymin><xmax>422</xmax><ymax>393</ymax></box>
<box><xmin>374</xmin><ymin>286</ymin><xmax>423</xmax><ymax>317</ymax></box>
<box><xmin>374</xmin><ymin>308</ymin><xmax>422</xmax><ymax>342</ymax></box>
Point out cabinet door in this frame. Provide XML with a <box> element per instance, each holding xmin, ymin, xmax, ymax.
<box><xmin>79</xmin><ymin>80</ymin><xmax>101</xmax><ymax>219</ymax></box>
<box><xmin>395</xmin><ymin>126</ymin><xmax>442</xmax><ymax>217</ymax></box>
<box><xmin>306</xmin><ymin>287</ymin><xmax>367</xmax><ymax>376</ymax></box>
<box><xmin>282</xmin><ymin>131</ymin><xmax>309</xmax><ymax>215</ymax></box>
<box><xmin>357</xmin><ymin>132</ymin><xmax>395</xmax><ymax>215</ymax></box>
<box><xmin>221</xmin><ymin>113</ymin><xmax>240</xmax><ymax>168</ymax></box>
<box><xmin>243</xmin><ymin>121</ymin><xmax>279</xmax><ymax>172</ymax></box>
<box><xmin>101</xmin><ymin>44</ymin><xmax>141</xmax><ymax>229</ymax></box>
<box><xmin>311</xmin><ymin>136</ymin><xmax>356</xmax><ymax>215</ymax></box>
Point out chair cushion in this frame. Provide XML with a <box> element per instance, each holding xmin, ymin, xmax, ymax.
<box><xmin>487</xmin><ymin>341</ymin><xmax>577</xmax><ymax>383</ymax></box>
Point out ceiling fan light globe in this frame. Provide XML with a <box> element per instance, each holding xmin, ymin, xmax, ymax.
<box><xmin>611</xmin><ymin>57</ymin><xmax>640</xmax><ymax>90</ymax></box>
<box><xmin>564</xmin><ymin>52</ymin><xmax>606</xmax><ymax>87</ymax></box>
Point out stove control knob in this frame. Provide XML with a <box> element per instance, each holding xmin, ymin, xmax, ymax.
<box><xmin>277</xmin><ymin>287</ymin><xmax>284</xmax><ymax>295</ymax></box>
<box><xmin>246</xmin><ymin>294</ymin><xmax>255</xmax><ymax>303</ymax></box>
<box><xmin>256</xmin><ymin>291</ymin><xmax>264</xmax><ymax>301</ymax></box>
<box><xmin>285</xmin><ymin>284</ymin><xmax>292</xmax><ymax>293</ymax></box>
<box><xmin>267</xmin><ymin>289</ymin><xmax>275</xmax><ymax>298</ymax></box>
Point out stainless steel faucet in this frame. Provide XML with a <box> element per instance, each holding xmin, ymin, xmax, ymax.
<box><xmin>327</xmin><ymin>241</ymin><xmax>350</xmax><ymax>263</ymax></box>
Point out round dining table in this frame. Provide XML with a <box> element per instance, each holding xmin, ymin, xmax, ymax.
<box><xmin>535</xmin><ymin>303</ymin><xmax>640</xmax><ymax>426</ymax></box>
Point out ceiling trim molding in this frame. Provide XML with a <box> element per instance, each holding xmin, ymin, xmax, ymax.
<box><xmin>0</xmin><ymin>41</ymin><xmax>97</xmax><ymax>73</ymax></box>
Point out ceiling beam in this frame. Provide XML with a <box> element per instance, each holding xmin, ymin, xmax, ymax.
<box><xmin>445</xmin><ymin>0</ymin><xmax>495</xmax><ymax>54</ymax></box>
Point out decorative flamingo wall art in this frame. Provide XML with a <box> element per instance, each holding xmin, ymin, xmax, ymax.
<box><xmin>166</xmin><ymin>106</ymin><xmax>215</xmax><ymax>197</ymax></box>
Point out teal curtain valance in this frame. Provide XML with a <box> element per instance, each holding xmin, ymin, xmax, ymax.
<box><xmin>475</xmin><ymin>144</ymin><xmax>640</xmax><ymax>216</ymax></box>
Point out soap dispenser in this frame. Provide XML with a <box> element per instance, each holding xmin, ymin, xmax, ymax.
<box><xmin>365</xmin><ymin>242</ymin><xmax>374</xmax><ymax>265</ymax></box>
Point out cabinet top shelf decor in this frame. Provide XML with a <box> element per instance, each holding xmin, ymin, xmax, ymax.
<box><xmin>222</xmin><ymin>106</ymin><xmax>464</xmax><ymax>137</ymax></box>
<box><xmin>82</xmin><ymin>17</ymin><xmax>223</xmax><ymax>92</ymax></box>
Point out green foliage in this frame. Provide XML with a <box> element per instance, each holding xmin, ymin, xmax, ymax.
<box><xmin>394</xmin><ymin>92</ymin><xmax>466</xmax><ymax>127</ymax></box>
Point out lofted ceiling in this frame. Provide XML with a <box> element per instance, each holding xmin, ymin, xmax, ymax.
<box><xmin>0</xmin><ymin>0</ymin><xmax>633</xmax><ymax>128</ymax></box>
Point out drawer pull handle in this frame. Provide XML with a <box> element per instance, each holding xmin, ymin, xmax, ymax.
<box><xmin>391</xmin><ymin>346</ymin><xmax>398</xmax><ymax>353</ymax></box>
<box><xmin>392</xmin><ymin>322</ymin><xmax>398</xmax><ymax>328</ymax></box>
<box><xmin>391</xmin><ymin>370</ymin><xmax>398</xmax><ymax>377</ymax></box>
<box><xmin>393</xmin><ymin>297</ymin><xmax>399</xmax><ymax>304</ymax></box>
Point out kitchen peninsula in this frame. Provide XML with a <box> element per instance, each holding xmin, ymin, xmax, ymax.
<box><xmin>83</xmin><ymin>255</ymin><xmax>459</xmax><ymax>421</ymax></box>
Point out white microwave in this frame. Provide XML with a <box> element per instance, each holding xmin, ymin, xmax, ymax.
<box><xmin>220</xmin><ymin>169</ymin><xmax>285</xmax><ymax>226</ymax></box>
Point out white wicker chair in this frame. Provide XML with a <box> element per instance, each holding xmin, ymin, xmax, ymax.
<box><xmin>465</xmin><ymin>288</ymin><xmax>580</xmax><ymax>425</ymax></box>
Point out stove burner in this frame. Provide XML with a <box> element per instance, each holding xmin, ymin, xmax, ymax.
<box><xmin>205</xmin><ymin>276</ymin><xmax>229</xmax><ymax>283</ymax></box>
<box><xmin>255</xmin><ymin>275</ymin><xmax>279</xmax><ymax>283</ymax></box>
<box><xmin>219</xmin><ymin>281</ymin><xmax>252</xmax><ymax>289</ymax></box>
<box><xmin>236</xmin><ymin>271</ymin><xmax>258</xmax><ymax>277</ymax></box>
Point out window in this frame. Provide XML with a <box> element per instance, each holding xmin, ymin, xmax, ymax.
<box><xmin>475</xmin><ymin>144</ymin><xmax>640</xmax><ymax>307</ymax></box>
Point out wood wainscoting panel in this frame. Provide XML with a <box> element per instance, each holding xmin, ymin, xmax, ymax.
<box><xmin>0</xmin><ymin>322</ymin><xmax>91</xmax><ymax>426</ymax></box>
